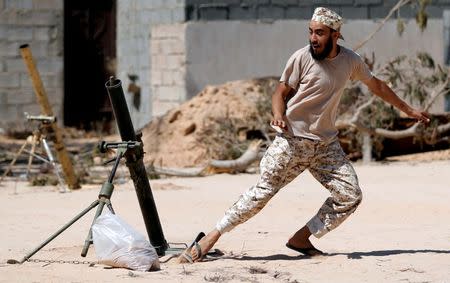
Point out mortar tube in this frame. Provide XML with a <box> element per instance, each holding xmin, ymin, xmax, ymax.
<box><xmin>105</xmin><ymin>77</ymin><xmax>168</xmax><ymax>255</ymax></box>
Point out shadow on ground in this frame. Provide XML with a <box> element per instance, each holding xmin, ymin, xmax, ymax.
<box><xmin>222</xmin><ymin>249</ymin><xmax>450</xmax><ymax>261</ymax></box>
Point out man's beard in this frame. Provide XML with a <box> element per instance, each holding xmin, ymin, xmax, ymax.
<box><xmin>309</xmin><ymin>35</ymin><xmax>333</xmax><ymax>60</ymax></box>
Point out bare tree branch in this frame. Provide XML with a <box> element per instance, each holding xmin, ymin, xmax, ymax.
<box><xmin>353</xmin><ymin>0</ymin><xmax>411</xmax><ymax>51</ymax></box>
<box><xmin>208</xmin><ymin>140</ymin><xmax>262</xmax><ymax>172</ymax></box>
<box><xmin>437</xmin><ymin>122</ymin><xmax>450</xmax><ymax>134</ymax></box>
<box><xmin>373</xmin><ymin>123</ymin><xmax>419</xmax><ymax>139</ymax></box>
<box><xmin>145</xmin><ymin>140</ymin><xmax>264</xmax><ymax>177</ymax></box>
<box><xmin>147</xmin><ymin>166</ymin><xmax>207</xmax><ymax>177</ymax></box>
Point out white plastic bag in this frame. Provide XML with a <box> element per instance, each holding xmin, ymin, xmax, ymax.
<box><xmin>92</xmin><ymin>211</ymin><xmax>160</xmax><ymax>271</ymax></box>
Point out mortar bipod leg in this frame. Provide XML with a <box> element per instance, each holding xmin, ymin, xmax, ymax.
<box><xmin>80</xmin><ymin>147</ymin><xmax>123</xmax><ymax>257</ymax></box>
<box><xmin>7</xmin><ymin>199</ymin><xmax>100</xmax><ymax>264</ymax></box>
<box><xmin>80</xmin><ymin>196</ymin><xmax>112</xmax><ymax>257</ymax></box>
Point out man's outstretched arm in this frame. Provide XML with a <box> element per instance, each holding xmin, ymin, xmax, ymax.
<box><xmin>362</xmin><ymin>76</ymin><xmax>430</xmax><ymax>123</ymax></box>
<box><xmin>271</xmin><ymin>82</ymin><xmax>294</xmax><ymax>129</ymax></box>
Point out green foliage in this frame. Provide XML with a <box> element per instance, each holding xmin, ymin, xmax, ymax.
<box><xmin>417</xmin><ymin>52</ymin><xmax>434</xmax><ymax>69</ymax></box>
<box><xmin>339</xmin><ymin>85</ymin><xmax>362</xmax><ymax>116</ymax></box>
<box><xmin>363</xmin><ymin>100</ymin><xmax>398</xmax><ymax>130</ymax></box>
<box><xmin>415</xmin><ymin>0</ymin><xmax>430</xmax><ymax>32</ymax></box>
<box><xmin>378</xmin><ymin>52</ymin><xmax>448</xmax><ymax>108</ymax></box>
<box><xmin>339</xmin><ymin>52</ymin><xmax>449</xmax><ymax>159</ymax></box>
<box><xmin>397</xmin><ymin>18</ymin><xmax>405</xmax><ymax>36</ymax></box>
<box><xmin>394</xmin><ymin>0</ymin><xmax>429</xmax><ymax>35</ymax></box>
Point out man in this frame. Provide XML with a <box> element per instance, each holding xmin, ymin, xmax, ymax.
<box><xmin>179</xmin><ymin>7</ymin><xmax>430</xmax><ymax>263</ymax></box>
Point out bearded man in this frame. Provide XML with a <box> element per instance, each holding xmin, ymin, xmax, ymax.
<box><xmin>178</xmin><ymin>7</ymin><xmax>430</xmax><ymax>263</ymax></box>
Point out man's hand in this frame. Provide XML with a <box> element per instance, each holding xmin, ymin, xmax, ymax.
<box><xmin>406</xmin><ymin>108</ymin><xmax>431</xmax><ymax>124</ymax></box>
<box><xmin>270</xmin><ymin>115</ymin><xmax>286</xmax><ymax>129</ymax></box>
<box><xmin>271</xmin><ymin>83</ymin><xmax>293</xmax><ymax>132</ymax></box>
<box><xmin>270</xmin><ymin>116</ymin><xmax>287</xmax><ymax>133</ymax></box>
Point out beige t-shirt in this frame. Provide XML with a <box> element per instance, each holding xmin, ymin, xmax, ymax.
<box><xmin>280</xmin><ymin>45</ymin><xmax>373</xmax><ymax>141</ymax></box>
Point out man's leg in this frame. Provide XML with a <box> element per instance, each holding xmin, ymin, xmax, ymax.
<box><xmin>186</xmin><ymin>135</ymin><xmax>308</xmax><ymax>262</ymax></box>
<box><xmin>288</xmin><ymin>140</ymin><xmax>362</xmax><ymax>253</ymax></box>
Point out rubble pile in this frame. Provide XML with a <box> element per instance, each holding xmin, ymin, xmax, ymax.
<box><xmin>141</xmin><ymin>77</ymin><xmax>278</xmax><ymax>168</ymax></box>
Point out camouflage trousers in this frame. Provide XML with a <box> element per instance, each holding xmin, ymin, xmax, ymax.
<box><xmin>216</xmin><ymin>134</ymin><xmax>362</xmax><ymax>238</ymax></box>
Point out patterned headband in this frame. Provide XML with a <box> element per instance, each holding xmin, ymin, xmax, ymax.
<box><xmin>311</xmin><ymin>7</ymin><xmax>344</xmax><ymax>39</ymax></box>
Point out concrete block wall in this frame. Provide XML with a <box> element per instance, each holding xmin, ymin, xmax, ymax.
<box><xmin>116</xmin><ymin>0</ymin><xmax>185</xmax><ymax>130</ymax></box>
<box><xmin>186</xmin><ymin>0</ymin><xmax>450</xmax><ymax>21</ymax></box>
<box><xmin>0</xmin><ymin>0</ymin><xmax>63</xmax><ymax>132</ymax></box>
<box><xmin>151</xmin><ymin>24</ymin><xmax>187</xmax><ymax>117</ymax></box>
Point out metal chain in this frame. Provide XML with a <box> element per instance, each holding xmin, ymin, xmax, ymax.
<box><xmin>27</xmin><ymin>258</ymin><xmax>97</xmax><ymax>265</ymax></box>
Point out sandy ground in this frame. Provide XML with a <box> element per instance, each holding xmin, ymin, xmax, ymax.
<box><xmin>0</xmin><ymin>160</ymin><xmax>449</xmax><ymax>282</ymax></box>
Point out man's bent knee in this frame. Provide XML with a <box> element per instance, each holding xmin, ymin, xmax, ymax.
<box><xmin>337</xmin><ymin>185</ymin><xmax>362</xmax><ymax>211</ymax></box>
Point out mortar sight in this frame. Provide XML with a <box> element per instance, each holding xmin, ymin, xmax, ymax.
<box><xmin>24</xmin><ymin>112</ymin><xmax>56</xmax><ymax>124</ymax></box>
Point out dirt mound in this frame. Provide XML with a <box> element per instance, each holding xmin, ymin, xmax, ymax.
<box><xmin>141</xmin><ymin>77</ymin><xmax>278</xmax><ymax>168</ymax></box>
